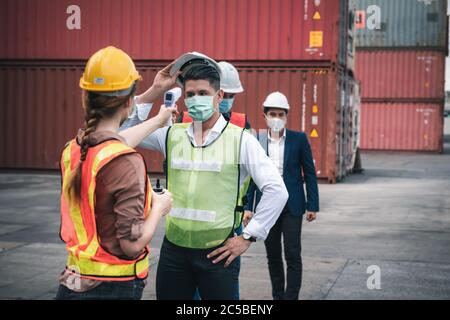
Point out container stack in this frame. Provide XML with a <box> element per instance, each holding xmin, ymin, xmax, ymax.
<box><xmin>1</xmin><ymin>0</ymin><xmax>358</xmax><ymax>182</ymax></box>
<box><xmin>354</xmin><ymin>0</ymin><xmax>448</xmax><ymax>152</ymax></box>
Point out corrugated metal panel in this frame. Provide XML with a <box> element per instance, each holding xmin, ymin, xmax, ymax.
<box><xmin>0</xmin><ymin>64</ymin><xmax>166</xmax><ymax>172</ymax></box>
<box><xmin>0</xmin><ymin>0</ymin><xmax>351</xmax><ymax>63</ymax></box>
<box><xmin>0</xmin><ymin>63</ymin><xmax>356</xmax><ymax>182</ymax></box>
<box><xmin>360</xmin><ymin>102</ymin><xmax>443</xmax><ymax>151</ymax></box>
<box><xmin>224</xmin><ymin>66</ymin><xmax>355</xmax><ymax>182</ymax></box>
<box><xmin>355</xmin><ymin>0</ymin><xmax>448</xmax><ymax>48</ymax></box>
<box><xmin>0</xmin><ymin>66</ymin><xmax>82</xmax><ymax>170</ymax></box>
<box><xmin>355</xmin><ymin>50</ymin><xmax>446</xmax><ymax>99</ymax></box>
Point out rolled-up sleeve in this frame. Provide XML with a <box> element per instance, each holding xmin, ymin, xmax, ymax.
<box><xmin>120</xmin><ymin>100</ymin><xmax>153</xmax><ymax>130</ymax></box>
<box><xmin>119</xmin><ymin>100</ymin><xmax>169</xmax><ymax>156</ymax></box>
<box><xmin>131</xmin><ymin>98</ymin><xmax>153</xmax><ymax>121</ymax></box>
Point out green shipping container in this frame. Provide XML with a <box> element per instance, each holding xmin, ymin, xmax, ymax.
<box><xmin>354</xmin><ymin>0</ymin><xmax>448</xmax><ymax>48</ymax></box>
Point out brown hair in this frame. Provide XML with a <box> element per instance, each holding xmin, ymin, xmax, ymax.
<box><xmin>67</xmin><ymin>85</ymin><xmax>137</xmax><ymax>200</ymax></box>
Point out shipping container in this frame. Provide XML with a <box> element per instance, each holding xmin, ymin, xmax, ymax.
<box><xmin>360</xmin><ymin>102</ymin><xmax>443</xmax><ymax>152</ymax></box>
<box><xmin>0</xmin><ymin>63</ymin><xmax>166</xmax><ymax>172</ymax></box>
<box><xmin>212</xmin><ymin>66</ymin><xmax>358</xmax><ymax>182</ymax></box>
<box><xmin>355</xmin><ymin>49</ymin><xmax>446</xmax><ymax>99</ymax></box>
<box><xmin>211</xmin><ymin>65</ymin><xmax>357</xmax><ymax>182</ymax></box>
<box><xmin>1</xmin><ymin>0</ymin><xmax>354</xmax><ymax>66</ymax></box>
<box><xmin>355</xmin><ymin>0</ymin><xmax>448</xmax><ymax>48</ymax></box>
<box><xmin>0</xmin><ymin>63</ymin><xmax>358</xmax><ymax>182</ymax></box>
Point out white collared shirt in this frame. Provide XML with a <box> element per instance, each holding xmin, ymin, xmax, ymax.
<box><xmin>185</xmin><ymin>115</ymin><xmax>227</xmax><ymax>147</ymax></box>
<box><xmin>120</xmin><ymin>103</ymin><xmax>288</xmax><ymax>241</ymax></box>
<box><xmin>267</xmin><ymin>129</ymin><xmax>286</xmax><ymax>177</ymax></box>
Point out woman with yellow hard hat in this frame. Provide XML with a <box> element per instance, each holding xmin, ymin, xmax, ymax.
<box><xmin>56</xmin><ymin>46</ymin><xmax>177</xmax><ymax>300</ymax></box>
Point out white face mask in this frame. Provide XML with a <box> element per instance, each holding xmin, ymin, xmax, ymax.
<box><xmin>184</xmin><ymin>94</ymin><xmax>217</xmax><ymax>122</ymax></box>
<box><xmin>267</xmin><ymin>117</ymin><xmax>286</xmax><ymax>132</ymax></box>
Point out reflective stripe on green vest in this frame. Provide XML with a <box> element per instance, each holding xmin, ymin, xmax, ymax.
<box><xmin>166</xmin><ymin>121</ymin><xmax>245</xmax><ymax>249</ymax></box>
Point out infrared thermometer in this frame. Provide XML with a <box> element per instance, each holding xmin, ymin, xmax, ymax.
<box><xmin>163</xmin><ymin>87</ymin><xmax>182</xmax><ymax>125</ymax></box>
<box><xmin>164</xmin><ymin>87</ymin><xmax>182</xmax><ymax>107</ymax></box>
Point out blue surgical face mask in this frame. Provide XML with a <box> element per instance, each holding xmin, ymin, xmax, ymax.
<box><xmin>184</xmin><ymin>94</ymin><xmax>217</xmax><ymax>122</ymax></box>
<box><xmin>219</xmin><ymin>98</ymin><xmax>234</xmax><ymax>114</ymax></box>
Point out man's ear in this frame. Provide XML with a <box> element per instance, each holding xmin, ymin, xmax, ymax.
<box><xmin>217</xmin><ymin>89</ymin><xmax>224</xmax><ymax>102</ymax></box>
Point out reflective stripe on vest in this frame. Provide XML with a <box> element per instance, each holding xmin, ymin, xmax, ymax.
<box><xmin>60</xmin><ymin>139</ymin><xmax>151</xmax><ymax>281</ymax></box>
<box><xmin>166</xmin><ymin>122</ymin><xmax>244</xmax><ymax>249</ymax></box>
<box><xmin>182</xmin><ymin>112</ymin><xmax>246</xmax><ymax>128</ymax></box>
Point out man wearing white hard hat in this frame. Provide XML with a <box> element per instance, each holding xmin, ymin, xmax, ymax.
<box><xmin>243</xmin><ymin>91</ymin><xmax>319</xmax><ymax>300</ymax></box>
<box><xmin>120</xmin><ymin>52</ymin><xmax>288</xmax><ymax>300</ymax></box>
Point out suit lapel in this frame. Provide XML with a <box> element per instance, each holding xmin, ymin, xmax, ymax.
<box><xmin>258</xmin><ymin>130</ymin><xmax>269</xmax><ymax>156</ymax></box>
<box><xmin>283</xmin><ymin>129</ymin><xmax>291</xmax><ymax>176</ymax></box>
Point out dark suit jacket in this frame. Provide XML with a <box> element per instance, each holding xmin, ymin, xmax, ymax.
<box><xmin>244</xmin><ymin>129</ymin><xmax>319</xmax><ymax>216</ymax></box>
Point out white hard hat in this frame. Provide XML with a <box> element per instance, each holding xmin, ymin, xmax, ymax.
<box><xmin>170</xmin><ymin>51</ymin><xmax>222</xmax><ymax>88</ymax></box>
<box><xmin>263</xmin><ymin>91</ymin><xmax>290</xmax><ymax>110</ymax></box>
<box><xmin>218</xmin><ymin>61</ymin><xmax>244</xmax><ymax>93</ymax></box>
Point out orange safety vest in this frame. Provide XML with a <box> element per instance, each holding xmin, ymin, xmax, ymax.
<box><xmin>182</xmin><ymin>111</ymin><xmax>247</xmax><ymax>128</ymax></box>
<box><xmin>60</xmin><ymin>138</ymin><xmax>151</xmax><ymax>281</ymax></box>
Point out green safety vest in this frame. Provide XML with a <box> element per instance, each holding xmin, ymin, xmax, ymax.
<box><xmin>166</xmin><ymin>121</ymin><xmax>250</xmax><ymax>249</ymax></box>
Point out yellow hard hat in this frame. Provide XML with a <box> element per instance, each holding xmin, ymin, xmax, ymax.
<box><xmin>80</xmin><ymin>46</ymin><xmax>141</xmax><ymax>94</ymax></box>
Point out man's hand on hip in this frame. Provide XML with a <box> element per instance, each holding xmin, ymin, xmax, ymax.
<box><xmin>207</xmin><ymin>235</ymin><xmax>252</xmax><ymax>268</ymax></box>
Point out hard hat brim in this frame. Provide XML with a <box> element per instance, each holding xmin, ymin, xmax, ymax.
<box><xmin>170</xmin><ymin>52</ymin><xmax>222</xmax><ymax>87</ymax></box>
<box><xmin>221</xmin><ymin>85</ymin><xmax>244</xmax><ymax>93</ymax></box>
<box><xmin>262</xmin><ymin>104</ymin><xmax>290</xmax><ymax>110</ymax></box>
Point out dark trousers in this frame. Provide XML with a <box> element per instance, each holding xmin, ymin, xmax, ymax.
<box><xmin>193</xmin><ymin>224</ymin><xmax>243</xmax><ymax>300</ymax></box>
<box><xmin>55</xmin><ymin>279</ymin><xmax>145</xmax><ymax>300</ymax></box>
<box><xmin>156</xmin><ymin>237</ymin><xmax>239</xmax><ymax>300</ymax></box>
<box><xmin>264</xmin><ymin>208</ymin><xmax>303</xmax><ymax>300</ymax></box>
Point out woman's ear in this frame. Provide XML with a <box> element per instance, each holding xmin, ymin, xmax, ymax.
<box><xmin>125</xmin><ymin>97</ymin><xmax>134</xmax><ymax>116</ymax></box>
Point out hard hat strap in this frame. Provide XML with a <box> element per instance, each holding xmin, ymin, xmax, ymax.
<box><xmin>97</xmin><ymin>83</ymin><xmax>136</xmax><ymax>97</ymax></box>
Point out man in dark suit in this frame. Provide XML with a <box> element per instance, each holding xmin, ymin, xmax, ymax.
<box><xmin>243</xmin><ymin>91</ymin><xmax>319</xmax><ymax>300</ymax></box>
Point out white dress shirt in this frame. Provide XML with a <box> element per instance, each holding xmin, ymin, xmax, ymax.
<box><xmin>267</xmin><ymin>129</ymin><xmax>286</xmax><ymax>177</ymax></box>
<box><xmin>120</xmin><ymin>102</ymin><xmax>288</xmax><ymax>241</ymax></box>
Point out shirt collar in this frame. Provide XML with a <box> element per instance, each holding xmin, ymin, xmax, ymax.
<box><xmin>186</xmin><ymin>114</ymin><xmax>227</xmax><ymax>146</ymax></box>
<box><xmin>267</xmin><ymin>128</ymin><xmax>286</xmax><ymax>142</ymax></box>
